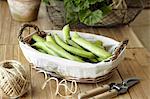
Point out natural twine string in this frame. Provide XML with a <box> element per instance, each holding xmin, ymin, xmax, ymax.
<box><xmin>0</xmin><ymin>60</ymin><xmax>30</xmax><ymax>98</ymax></box>
<box><xmin>36</xmin><ymin>70</ymin><xmax>78</xmax><ymax>98</ymax></box>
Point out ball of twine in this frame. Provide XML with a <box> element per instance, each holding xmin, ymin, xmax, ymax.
<box><xmin>0</xmin><ymin>60</ymin><xmax>30</xmax><ymax>98</ymax></box>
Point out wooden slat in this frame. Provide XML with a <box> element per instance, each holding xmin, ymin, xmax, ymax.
<box><xmin>0</xmin><ymin>1</ymin><xmax>11</xmax><ymax>45</ymax></box>
<box><xmin>8</xmin><ymin>21</ymin><xmax>22</xmax><ymax>45</ymax></box>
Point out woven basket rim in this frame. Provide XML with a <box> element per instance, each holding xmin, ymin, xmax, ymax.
<box><xmin>18</xmin><ymin>23</ymin><xmax>128</xmax><ymax>83</ymax></box>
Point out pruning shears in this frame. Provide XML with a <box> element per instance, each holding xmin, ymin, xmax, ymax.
<box><xmin>78</xmin><ymin>77</ymin><xmax>140</xmax><ymax>99</ymax></box>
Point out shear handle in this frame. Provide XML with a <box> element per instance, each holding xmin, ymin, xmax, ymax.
<box><xmin>89</xmin><ymin>89</ymin><xmax>118</xmax><ymax>99</ymax></box>
<box><xmin>78</xmin><ymin>85</ymin><xmax>110</xmax><ymax>99</ymax></box>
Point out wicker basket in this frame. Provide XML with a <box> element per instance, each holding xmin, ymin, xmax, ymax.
<box><xmin>18</xmin><ymin>24</ymin><xmax>128</xmax><ymax>83</ymax></box>
<box><xmin>46</xmin><ymin>0</ymin><xmax>143</xmax><ymax>28</ymax></box>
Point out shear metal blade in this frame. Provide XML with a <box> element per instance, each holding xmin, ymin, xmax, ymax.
<box><xmin>123</xmin><ymin>77</ymin><xmax>140</xmax><ymax>88</ymax></box>
<box><xmin>114</xmin><ymin>77</ymin><xmax>141</xmax><ymax>94</ymax></box>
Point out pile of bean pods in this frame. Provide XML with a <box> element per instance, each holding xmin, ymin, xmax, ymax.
<box><xmin>31</xmin><ymin>25</ymin><xmax>112</xmax><ymax>63</ymax></box>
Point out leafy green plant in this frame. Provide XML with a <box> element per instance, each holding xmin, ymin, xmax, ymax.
<box><xmin>43</xmin><ymin>0</ymin><xmax>112</xmax><ymax>25</ymax></box>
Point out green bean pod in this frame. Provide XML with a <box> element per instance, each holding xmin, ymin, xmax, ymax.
<box><xmin>46</xmin><ymin>35</ymin><xmax>56</xmax><ymax>43</ymax></box>
<box><xmin>45</xmin><ymin>41</ymin><xmax>84</xmax><ymax>62</ymax></box>
<box><xmin>72</xmin><ymin>32</ymin><xmax>112</xmax><ymax>59</ymax></box>
<box><xmin>63</xmin><ymin>24</ymin><xmax>84</xmax><ymax>50</ymax></box>
<box><xmin>67</xmin><ymin>40</ymin><xmax>84</xmax><ymax>50</ymax></box>
<box><xmin>63</xmin><ymin>24</ymin><xmax>70</xmax><ymax>43</ymax></box>
<box><xmin>32</xmin><ymin>34</ymin><xmax>45</xmax><ymax>42</ymax></box>
<box><xmin>32</xmin><ymin>42</ymin><xmax>59</xmax><ymax>56</ymax></box>
<box><xmin>92</xmin><ymin>40</ymin><xmax>105</xmax><ymax>49</ymax></box>
<box><xmin>54</xmin><ymin>34</ymin><xmax>96</xmax><ymax>58</ymax></box>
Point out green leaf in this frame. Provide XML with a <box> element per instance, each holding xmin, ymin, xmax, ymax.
<box><xmin>77</xmin><ymin>0</ymin><xmax>89</xmax><ymax>10</ymax></box>
<box><xmin>79</xmin><ymin>9</ymin><xmax>103</xmax><ymax>25</ymax></box>
<box><xmin>64</xmin><ymin>0</ymin><xmax>77</xmax><ymax>12</ymax></box>
<box><xmin>64</xmin><ymin>0</ymin><xmax>112</xmax><ymax>25</ymax></box>
<box><xmin>64</xmin><ymin>0</ymin><xmax>89</xmax><ymax>24</ymax></box>
<box><xmin>64</xmin><ymin>0</ymin><xmax>79</xmax><ymax>23</ymax></box>
<box><xmin>79</xmin><ymin>10</ymin><xmax>91</xmax><ymax>22</ymax></box>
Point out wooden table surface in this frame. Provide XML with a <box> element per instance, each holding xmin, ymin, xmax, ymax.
<box><xmin>0</xmin><ymin>1</ymin><xmax>150</xmax><ymax>99</ymax></box>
